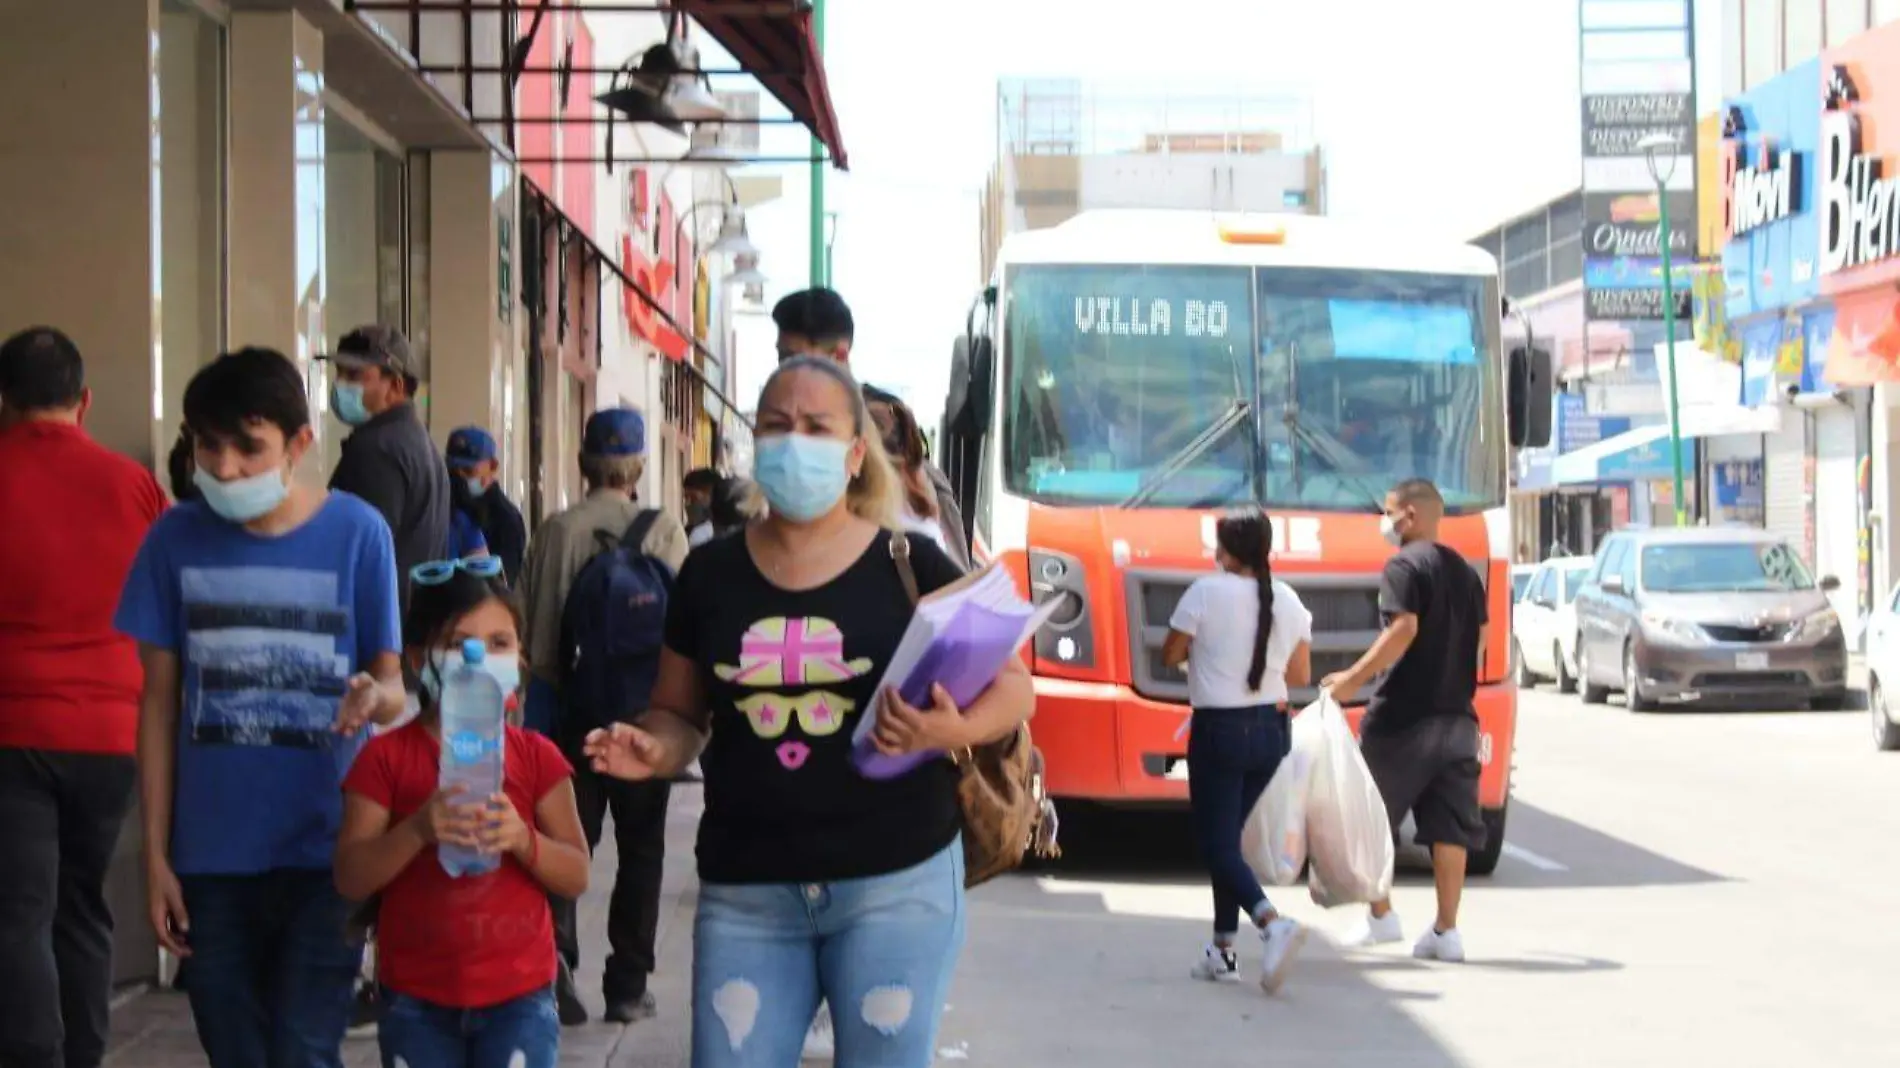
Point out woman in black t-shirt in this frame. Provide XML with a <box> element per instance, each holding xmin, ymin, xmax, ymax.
<box><xmin>584</xmin><ymin>356</ymin><xmax>1034</xmax><ymax>1068</ymax></box>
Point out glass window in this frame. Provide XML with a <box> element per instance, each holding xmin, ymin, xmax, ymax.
<box><xmin>1561</xmin><ymin>564</ymin><xmax>1593</xmax><ymax>602</ymax></box>
<box><xmin>1785</xmin><ymin>0</ymin><xmax>1823</xmax><ymax>66</ymax></box>
<box><xmin>1513</xmin><ymin>569</ymin><xmax>1536</xmax><ymax>602</ymax></box>
<box><xmin>1255</xmin><ymin>268</ymin><xmax>1504</xmax><ymax>511</ymax></box>
<box><xmin>153</xmin><ymin>0</ymin><xmax>226</xmax><ymax>483</ymax></box>
<box><xmin>318</xmin><ymin>112</ymin><xmax>406</xmax><ymax>473</ymax></box>
<box><xmin>1283</xmin><ymin>190</ymin><xmax>1308</xmax><ymax>209</ymax></box>
<box><xmin>1722</xmin><ymin>0</ymin><xmax>1745</xmax><ymax>98</ymax></box>
<box><xmin>1745</xmin><ymin>0</ymin><xmax>1784</xmax><ymax>89</ymax></box>
<box><xmin>1825</xmin><ymin>0</ymin><xmax>1868</xmax><ymax>45</ymax></box>
<box><xmin>1616</xmin><ymin>541</ymin><xmax>1641</xmax><ymax>589</ymax></box>
<box><xmin>1001</xmin><ymin>264</ymin><xmax>1257</xmax><ymax>508</ymax></box>
<box><xmin>1638</xmin><ymin>541</ymin><xmax>1816</xmax><ymax>592</ymax></box>
<box><xmin>1535</xmin><ymin>568</ymin><xmax>1559</xmax><ymax>603</ymax></box>
<box><xmin>1595</xmin><ymin>537</ymin><xmax>1628</xmax><ymax>584</ymax></box>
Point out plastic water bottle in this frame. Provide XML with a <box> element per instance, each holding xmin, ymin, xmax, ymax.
<box><xmin>438</xmin><ymin>638</ymin><xmax>506</xmax><ymax>878</ymax></box>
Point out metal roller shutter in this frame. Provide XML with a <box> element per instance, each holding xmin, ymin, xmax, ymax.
<box><xmin>1813</xmin><ymin>405</ymin><xmax>1859</xmax><ymax>627</ymax></box>
<box><xmin>1762</xmin><ymin>413</ymin><xmax>1806</xmax><ymax>555</ymax></box>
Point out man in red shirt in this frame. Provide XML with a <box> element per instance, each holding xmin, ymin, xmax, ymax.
<box><xmin>0</xmin><ymin>327</ymin><xmax>167</xmax><ymax>1068</ymax></box>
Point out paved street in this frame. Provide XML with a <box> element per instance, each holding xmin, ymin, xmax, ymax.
<box><xmin>109</xmin><ymin>685</ymin><xmax>1900</xmax><ymax>1067</ymax></box>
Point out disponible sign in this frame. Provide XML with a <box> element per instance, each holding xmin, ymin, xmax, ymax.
<box><xmin>1587</xmin><ymin>286</ymin><xmax>1692</xmax><ymax>321</ymax></box>
<box><xmin>1582</xmin><ymin>92</ymin><xmax>1694</xmax><ymax>159</ymax></box>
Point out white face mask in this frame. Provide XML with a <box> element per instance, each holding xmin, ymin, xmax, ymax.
<box><xmin>1379</xmin><ymin>514</ymin><xmax>1403</xmax><ymax>547</ymax></box>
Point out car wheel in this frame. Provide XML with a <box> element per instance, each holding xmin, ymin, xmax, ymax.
<box><xmin>1577</xmin><ymin>640</ymin><xmax>1609</xmax><ymax>704</ymax></box>
<box><xmin>1514</xmin><ymin>639</ymin><xmax>1535</xmax><ymax>689</ymax></box>
<box><xmin>1465</xmin><ymin>802</ymin><xmax>1508</xmax><ymax>876</ymax></box>
<box><xmin>1553</xmin><ymin>641</ymin><xmax>1577</xmax><ymax>694</ymax></box>
<box><xmin>1623</xmin><ymin>641</ymin><xmax>1656</xmax><ymax>712</ymax></box>
<box><xmin>1873</xmin><ymin>679</ymin><xmax>1900</xmax><ymax>751</ymax></box>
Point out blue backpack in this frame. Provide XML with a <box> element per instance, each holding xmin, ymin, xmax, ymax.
<box><xmin>559</xmin><ymin>509</ymin><xmax>674</xmax><ymax>728</ymax></box>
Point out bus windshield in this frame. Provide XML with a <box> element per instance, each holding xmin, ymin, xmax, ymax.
<box><xmin>1000</xmin><ymin>263</ymin><xmax>1506</xmax><ymax>511</ymax></box>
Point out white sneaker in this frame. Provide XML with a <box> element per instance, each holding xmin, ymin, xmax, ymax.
<box><xmin>1189</xmin><ymin>944</ymin><xmax>1241</xmax><ymax>983</ymax></box>
<box><xmin>1257</xmin><ymin>918</ymin><xmax>1308</xmax><ymax>994</ymax></box>
<box><xmin>1413</xmin><ymin>926</ymin><xmax>1465</xmax><ymax>963</ymax></box>
<box><xmin>1341</xmin><ymin>909</ymin><xmax>1404</xmax><ymax>948</ymax></box>
<box><xmin>801</xmin><ymin>1009</ymin><xmax>834</xmax><ymax>1062</ymax></box>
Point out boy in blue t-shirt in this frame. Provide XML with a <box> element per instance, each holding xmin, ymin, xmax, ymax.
<box><xmin>116</xmin><ymin>347</ymin><xmax>407</xmax><ymax>1067</ymax></box>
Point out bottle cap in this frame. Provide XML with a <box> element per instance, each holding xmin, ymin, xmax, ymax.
<box><xmin>462</xmin><ymin>637</ymin><xmax>487</xmax><ymax>666</ymax></box>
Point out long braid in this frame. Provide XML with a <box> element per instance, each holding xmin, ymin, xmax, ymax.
<box><xmin>1247</xmin><ymin>532</ymin><xmax>1275</xmax><ymax>692</ymax></box>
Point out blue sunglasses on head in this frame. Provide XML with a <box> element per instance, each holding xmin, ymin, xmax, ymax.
<box><xmin>410</xmin><ymin>556</ymin><xmax>505</xmax><ymax>586</ymax></box>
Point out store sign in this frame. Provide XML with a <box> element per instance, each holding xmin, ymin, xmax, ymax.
<box><xmin>1729</xmin><ymin>142</ymin><xmax>1803</xmax><ymax>237</ymax></box>
<box><xmin>1819</xmin><ymin>66</ymin><xmax>1900</xmax><ymax>275</ymax></box>
<box><xmin>1577</xmin><ymin>1</ymin><xmax>1697</xmax><ymax>324</ymax></box>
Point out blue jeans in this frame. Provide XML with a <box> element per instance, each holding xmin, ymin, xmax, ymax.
<box><xmin>1186</xmin><ymin>705</ymin><xmax>1290</xmax><ymax>938</ymax></box>
<box><xmin>691</xmin><ymin>839</ymin><xmax>966</xmax><ymax>1068</ymax></box>
<box><xmin>377</xmin><ymin>988</ymin><xmax>559</xmax><ymax>1068</ymax></box>
<box><xmin>177</xmin><ymin>869</ymin><xmax>362</xmax><ymax>1068</ymax></box>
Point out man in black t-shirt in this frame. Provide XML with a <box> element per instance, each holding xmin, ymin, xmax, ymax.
<box><xmin>1320</xmin><ymin>478</ymin><xmax>1487</xmax><ymax>964</ymax></box>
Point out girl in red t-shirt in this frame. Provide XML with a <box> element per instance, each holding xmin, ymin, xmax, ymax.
<box><xmin>336</xmin><ymin>560</ymin><xmax>589</xmax><ymax>1068</ymax></box>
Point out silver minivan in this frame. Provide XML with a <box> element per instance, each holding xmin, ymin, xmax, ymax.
<box><xmin>1571</xmin><ymin>527</ymin><xmax>1849</xmax><ymax>710</ymax></box>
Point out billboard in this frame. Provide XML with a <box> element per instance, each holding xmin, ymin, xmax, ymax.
<box><xmin>1578</xmin><ymin>0</ymin><xmax>1697</xmax><ymax>323</ymax></box>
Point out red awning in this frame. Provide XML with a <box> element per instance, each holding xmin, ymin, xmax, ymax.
<box><xmin>679</xmin><ymin>1</ymin><xmax>847</xmax><ymax>170</ymax></box>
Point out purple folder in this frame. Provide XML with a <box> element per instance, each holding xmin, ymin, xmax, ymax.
<box><xmin>852</xmin><ymin>567</ymin><xmax>1059</xmax><ymax>780</ymax></box>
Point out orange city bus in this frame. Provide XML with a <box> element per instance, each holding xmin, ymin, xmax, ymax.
<box><xmin>939</xmin><ymin>210</ymin><xmax>1553</xmax><ymax>874</ymax></box>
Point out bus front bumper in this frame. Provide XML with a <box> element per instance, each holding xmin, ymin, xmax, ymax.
<box><xmin>1028</xmin><ymin>676</ymin><xmax>1516</xmax><ymax>810</ymax></box>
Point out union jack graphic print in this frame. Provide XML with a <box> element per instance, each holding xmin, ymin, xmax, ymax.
<box><xmin>714</xmin><ymin>617</ymin><xmax>872</xmax><ymax>688</ymax></box>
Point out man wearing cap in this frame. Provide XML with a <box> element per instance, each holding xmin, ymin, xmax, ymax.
<box><xmin>519</xmin><ymin>406</ymin><xmax>687</xmax><ymax>1026</ymax></box>
<box><xmin>319</xmin><ymin>325</ymin><xmax>449</xmax><ymax>608</ymax></box>
<box><xmin>446</xmin><ymin>426</ymin><xmax>527</xmax><ymax>583</ymax></box>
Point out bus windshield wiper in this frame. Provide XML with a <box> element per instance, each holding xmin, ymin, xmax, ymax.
<box><xmin>1280</xmin><ymin>407</ymin><xmax>1388</xmax><ymax>513</ymax></box>
<box><xmin>1119</xmin><ymin>400</ymin><xmax>1252</xmax><ymax>510</ymax></box>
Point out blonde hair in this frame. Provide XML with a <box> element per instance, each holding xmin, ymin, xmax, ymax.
<box><xmin>761</xmin><ymin>357</ymin><xmax>901</xmax><ymax>529</ymax></box>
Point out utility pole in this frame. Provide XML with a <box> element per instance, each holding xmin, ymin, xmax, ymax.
<box><xmin>808</xmin><ymin>0</ymin><xmax>826</xmax><ymax>287</ymax></box>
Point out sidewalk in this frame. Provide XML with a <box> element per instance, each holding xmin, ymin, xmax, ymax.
<box><xmin>103</xmin><ymin>785</ymin><xmax>706</xmax><ymax>1068</ymax></box>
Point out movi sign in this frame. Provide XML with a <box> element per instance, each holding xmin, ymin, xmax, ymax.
<box><xmin>1728</xmin><ymin>144</ymin><xmax>1802</xmax><ymax>237</ymax></box>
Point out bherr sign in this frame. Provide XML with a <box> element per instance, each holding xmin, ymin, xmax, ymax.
<box><xmin>1728</xmin><ymin>147</ymin><xmax>1802</xmax><ymax>237</ymax></box>
<box><xmin>1820</xmin><ymin>66</ymin><xmax>1900</xmax><ymax>275</ymax></box>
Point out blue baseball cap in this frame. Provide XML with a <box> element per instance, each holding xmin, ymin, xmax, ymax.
<box><xmin>446</xmin><ymin>426</ymin><xmax>497</xmax><ymax>467</ymax></box>
<box><xmin>583</xmin><ymin>408</ymin><xmax>647</xmax><ymax>457</ymax></box>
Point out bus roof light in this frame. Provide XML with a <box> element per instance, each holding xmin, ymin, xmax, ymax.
<box><xmin>1217</xmin><ymin>222</ymin><xmax>1286</xmax><ymax>245</ymax></box>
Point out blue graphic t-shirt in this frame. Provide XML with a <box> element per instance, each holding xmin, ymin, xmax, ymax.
<box><xmin>115</xmin><ymin>492</ymin><xmax>402</xmax><ymax>875</ymax></box>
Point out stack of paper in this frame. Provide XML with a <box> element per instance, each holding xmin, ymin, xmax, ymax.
<box><xmin>851</xmin><ymin>563</ymin><xmax>1061</xmax><ymax>780</ymax></box>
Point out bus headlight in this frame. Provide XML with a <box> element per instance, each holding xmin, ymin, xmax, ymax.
<box><xmin>1029</xmin><ymin>549</ymin><xmax>1094</xmax><ymax>668</ymax></box>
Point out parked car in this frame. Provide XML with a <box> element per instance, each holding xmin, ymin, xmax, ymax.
<box><xmin>1512</xmin><ymin>555</ymin><xmax>1595</xmax><ymax>692</ymax></box>
<box><xmin>1571</xmin><ymin>527</ymin><xmax>1849</xmax><ymax>711</ymax></box>
<box><xmin>1860</xmin><ymin>582</ymin><xmax>1900</xmax><ymax>750</ymax></box>
<box><xmin>1511</xmin><ymin>564</ymin><xmax>1536</xmax><ymax>603</ymax></box>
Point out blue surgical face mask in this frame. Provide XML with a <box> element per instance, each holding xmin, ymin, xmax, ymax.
<box><xmin>463</xmin><ymin>477</ymin><xmax>485</xmax><ymax>498</ymax></box>
<box><xmin>753</xmin><ymin>433</ymin><xmax>851</xmax><ymax>522</ymax></box>
<box><xmin>332</xmin><ymin>382</ymin><xmax>371</xmax><ymax>426</ymax></box>
<box><xmin>192</xmin><ymin>466</ymin><xmax>291</xmax><ymax>524</ymax></box>
<box><xmin>422</xmin><ymin>648</ymin><xmax>522</xmax><ymax>707</ymax></box>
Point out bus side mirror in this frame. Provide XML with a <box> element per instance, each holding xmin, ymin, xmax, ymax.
<box><xmin>1508</xmin><ymin>345</ymin><xmax>1553</xmax><ymax>448</ymax></box>
<box><xmin>967</xmin><ymin>334</ymin><xmax>995</xmax><ymax>435</ymax></box>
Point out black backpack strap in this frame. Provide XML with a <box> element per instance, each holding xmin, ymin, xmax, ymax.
<box><xmin>890</xmin><ymin>531</ymin><xmax>920</xmax><ymax>606</ymax></box>
<box><xmin>620</xmin><ymin>508</ymin><xmax>662</xmax><ymax>555</ymax></box>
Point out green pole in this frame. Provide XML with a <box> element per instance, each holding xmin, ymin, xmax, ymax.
<box><xmin>824</xmin><ymin>211</ymin><xmax>837</xmax><ymax>286</ymax></box>
<box><xmin>808</xmin><ymin>0</ymin><xmax>826</xmax><ymax>287</ymax></box>
<box><xmin>1657</xmin><ymin>186</ymin><xmax>1687</xmax><ymax>527</ymax></box>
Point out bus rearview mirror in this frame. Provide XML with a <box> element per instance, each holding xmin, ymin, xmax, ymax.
<box><xmin>1508</xmin><ymin>345</ymin><xmax>1553</xmax><ymax>449</ymax></box>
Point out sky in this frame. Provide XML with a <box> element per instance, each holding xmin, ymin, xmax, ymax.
<box><xmin>718</xmin><ymin>0</ymin><xmax>1723</xmax><ymax>428</ymax></box>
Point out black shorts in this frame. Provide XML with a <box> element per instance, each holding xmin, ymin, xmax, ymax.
<box><xmin>1359</xmin><ymin>714</ymin><xmax>1487</xmax><ymax>852</ymax></box>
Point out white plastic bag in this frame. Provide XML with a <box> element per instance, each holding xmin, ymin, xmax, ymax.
<box><xmin>1301</xmin><ymin>694</ymin><xmax>1395</xmax><ymax>908</ymax></box>
<box><xmin>1240</xmin><ymin>709</ymin><xmax>1322</xmax><ymax>886</ymax></box>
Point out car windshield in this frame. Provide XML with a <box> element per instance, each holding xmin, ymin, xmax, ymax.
<box><xmin>999</xmin><ymin>263</ymin><xmax>1506</xmax><ymax>511</ymax></box>
<box><xmin>1561</xmin><ymin>565</ymin><xmax>1591</xmax><ymax>601</ymax></box>
<box><xmin>1639</xmin><ymin>542</ymin><xmax>1814</xmax><ymax>593</ymax></box>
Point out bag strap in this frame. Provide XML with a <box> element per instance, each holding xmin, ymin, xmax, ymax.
<box><xmin>619</xmin><ymin>508</ymin><xmax>662</xmax><ymax>555</ymax></box>
<box><xmin>890</xmin><ymin>531</ymin><xmax>920</xmax><ymax>606</ymax></box>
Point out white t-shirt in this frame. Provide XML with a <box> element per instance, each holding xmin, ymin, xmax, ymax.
<box><xmin>1168</xmin><ymin>574</ymin><xmax>1313</xmax><ymax>709</ymax></box>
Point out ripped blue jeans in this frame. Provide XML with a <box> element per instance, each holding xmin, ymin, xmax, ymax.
<box><xmin>691</xmin><ymin>839</ymin><xmax>965</xmax><ymax>1068</ymax></box>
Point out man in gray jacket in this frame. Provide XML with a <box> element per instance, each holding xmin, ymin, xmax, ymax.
<box><xmin>772</xmin><ymin>288</ymin><xmax>971</xmax><ymax>568</ymax></box>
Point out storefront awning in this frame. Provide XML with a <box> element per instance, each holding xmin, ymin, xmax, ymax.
<box><xmin>1550</xmin><ymin>405</ymin><xmax>1782</xmax><ymax>486</ymax></box>
<box><xmin>679</xmin><ymin>0</ymin><xmax>847</xmax><ymax>170</ymax></box>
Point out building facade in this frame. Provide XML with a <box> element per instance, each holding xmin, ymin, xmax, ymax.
<box><xmin>978</xmin><ymin>79</ymin><xmax>1326</xmax><ymax>283</ymax></box>
<box><xmin>0</xmin><ymin>0</ymin><xmax>840</xmax><ymax>985</ymax></box>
